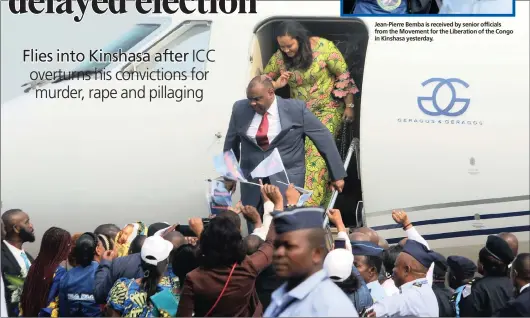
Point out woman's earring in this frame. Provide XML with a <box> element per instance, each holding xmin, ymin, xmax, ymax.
<box><xmin>144</xmin><ymin>270</ymin><xmax>150</xmax><ymax>278</ymax></box>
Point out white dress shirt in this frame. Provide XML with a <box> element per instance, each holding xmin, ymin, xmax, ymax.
<box><xmin>382</xmin><ymin>278</ymin><xmax>400</xmax><ymax>296</ymax></box>
<box><xmin>246</xmin><ymin>96</ymin><xmax>281</xmax><ymax>145</ymax></box>
<box><xmin>251</xmin><ymin>201</ymin><xmax>275</xmax><ymax>240</ymax></box>
<box><xmin>3</xmin><ymin>240</ymin><xmax>31</xmax><ymax>274</ymax></box>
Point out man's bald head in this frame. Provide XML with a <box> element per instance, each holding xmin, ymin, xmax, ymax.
<box><xmin>2</xmin><ymin>209</ymin><xmax>23</xmax><ymax>229</ymax></box>
<box><xmin>1</xmin><ymin>209</ymin><xmax>35</xmax><ymax>243</ymax></box>
<box><xmin>248</xmin><ymin>75</ymin><xmax>274</xmax><ymax>90</ymax></box>
<box><xmin>378</xmin><ymin>236</ymin><xmax>390</xmax><ymax>250</ymax></box>
<box><xmin>246</xmin><ymin>75</ymin><xmax>276</xmax><ymax>115</ymax></box>
<box><xmin>499</xmin><ymin>232</ymin><xmax>519</xmax><ymax>256</ymax></box>
<box><xmin>352</xmin><ymin>227</ymin><xmax>379</xmax><ymax>244</ymax></box>
<box><xmin>349</xmin><ymin>231</ymin><xmax>370</xmax><ymax>242</ymax></box>
<box><xmin>393</xmin><ymin>251</ymin><xmax>428</xmax><ymax>287</ymax></box>
<box><xmin>164</xmin><ymin>231</ymin><xmax>186</xmax><ymax>249</ymax></box>
<box><xmin>244</xmin><ymin>234</ymin><xmax>264</xmax><ymax>255</ymax></box>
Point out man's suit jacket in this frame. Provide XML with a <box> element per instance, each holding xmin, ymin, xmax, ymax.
<box><xmin>223</xmin><ymin>96</ymin><xmax>347</xmax><ymax>208</ymax></box>
<box><xmin>495</xmin><ymin>287</ymin><xmax>530</xmax><ymax>317</ymax></box>
<box><xmin>1</xmin><ymin>241</ymin><xmax>34</xmax><ymax>317</ymax></box>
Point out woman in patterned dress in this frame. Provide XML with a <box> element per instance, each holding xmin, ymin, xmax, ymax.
<box><xmin>263</xmin><ymin>20</ymin><xmax>359</xmax><ymax>207</ymax></box>
<box><xmin>106</xmin><ymin>236</ymin><xmax>179</xmax><ymax>317</ymax></box>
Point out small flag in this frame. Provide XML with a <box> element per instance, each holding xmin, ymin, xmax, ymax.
<box><xmin>250</xmin><ymin>148</ymin><xmax>286</xmax><ymax>179</ymax></box>
<box><xmin>297</xmin><ymin>191</ymin><xmax>313</xmax><ymax>207</ymax></box>
<box><xmin>213</xmin><ymin>150</ymin><xmax>247</xmax><ymax>182</ymax></box>
<box><xmin>208</xmin><ymin>179</ymin><xmax>233</xmax><ymax>215</ymax></box>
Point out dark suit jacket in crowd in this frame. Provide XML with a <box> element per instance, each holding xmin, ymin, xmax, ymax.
<box><xmin>1</xmin><ymin>241</ymin><xmax>34</xmax><ymax>317</ymax></box>
<box><xmin>223</xmin><ymin>96</ymin><xmax>347</xmax><ymax>208</ymax></box>
<box><xmin>93</xmin><ymin>253</ymin><xmax>143</xmax><ymax>304</ymax></box>
<box><xmin>494</xmin><ymin>287</ymin><xmax>530</xmax><ymax>317</ymax></box>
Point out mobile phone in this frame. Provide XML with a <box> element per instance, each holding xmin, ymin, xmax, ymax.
<box><xmin>174</xmin><ymin>225</ymin><xmax>197</xmax><ymax>237</ymax></box>
<box><xmin>175</xmin><ymin>218</ymin><xmax>211</xmax><ymax>237</ymax></box>
<box><xmin>334</xmin><ymin>239</ymin><xmax>346</xmax><ymax>249</ymax></box>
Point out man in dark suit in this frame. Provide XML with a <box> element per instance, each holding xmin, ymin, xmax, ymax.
<box><xmin>223</xmin><ymin>76</ymin><xmax>346</xmax><ymax>224</ymax></box>
<box><xmin>1</xmin><ymin>209</ymin><xmax>35</xmax><ymax>317</ymax></box>
<box><xmin>495</xmin><ymin>253</ymin><xmax>530</xmax><ymax>317</ymax></box>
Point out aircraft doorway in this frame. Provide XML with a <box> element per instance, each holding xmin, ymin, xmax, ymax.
<box><xmin>249</xmin><ymin>17</ymin><xmax>369</xmax><ymax>227</ymax></box>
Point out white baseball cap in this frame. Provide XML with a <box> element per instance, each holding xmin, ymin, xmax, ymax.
<box><xmin>141</xmin><ymin>236</ymin><xmax>174</xmax><ymax>265</ymax></box>
<box><xmin>323</xmin><ymin>248</ymin><xmax>354</xmax><ymax>282</ymax></box>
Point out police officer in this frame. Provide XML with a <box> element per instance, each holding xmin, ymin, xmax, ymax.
<box><xmin>350</xmin><ymin>241</ymin><xmax>386</xmax><ymax>302</ymax></box>
<box><xmin>263</xmin><ymin>207</ymin><xmax>358</xmax><ymax>317</ymax></box>
<box><xmin>458</xmin><ymin>235</ymin><xmax>515</xmax><ymax>317</ymax></box>
<box><xmin>366</xmin><ymin>239</ymin><xmax>439</xmax><ymax>317</ymax></box>
<box><xmin>447</xmin><ymin>255</ymin><xmax>477</xmax><ymax>318</ymax></box>
<box><xmin>431</xmin><ymin>252</ymin><xmax>454</xmax><ymax>317</ymax></box>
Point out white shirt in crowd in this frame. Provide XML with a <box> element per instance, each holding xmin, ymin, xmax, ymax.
<box><xmin>252</xmin><ymin>201</ymin><xmax>275</xmax><ymax>240</ymax></box>
<box><xmin>246</xmin><ymin>96</ymin><xmax>281</xmax><ymax>144</ymax></box>
<box><xmin>382</xmin><ymin>278</ymin><xmax>400</xmax><ymax>297</ymax></box>
<box><xmin>371</xmin><ymin>277</ymin><xmax>439</xmax><ymax>317</ymax></box>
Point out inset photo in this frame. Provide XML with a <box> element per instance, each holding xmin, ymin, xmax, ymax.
<box><xmin>341</xmin><ymin>0</ymin><xmax>515</xmax><ymax>16</ymax></box>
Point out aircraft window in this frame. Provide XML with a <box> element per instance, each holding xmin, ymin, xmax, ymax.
<box><xmin>150</xmin><ymin>23</ymin><xmax>212</xmax><ymax>72</ymax></box>
<box><xmin>74</xmin><ymin>23</ymin><xmax>161</xmax><ymax>72</ymax></box>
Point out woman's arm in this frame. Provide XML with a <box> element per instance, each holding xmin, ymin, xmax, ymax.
<box><xmin>323</xmin><ymin>39</ymin><xmax>359</xmax><ymax>103</ymax></box>
<box><xmin>263</xmin><ymin>50</ymin><xmax>286</xmax><ymax>89</ymax></box>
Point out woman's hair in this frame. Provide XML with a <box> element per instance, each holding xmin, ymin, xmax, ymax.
<box><xmin>128</xmin><ymin>235</ymin><xmax>146</xmax><ymax>255</ymax></box>
<box><xmin>140</xmin><ymin>258</ymin><xmax>169</xmax><ymax>302</ymax></box>
<box><xmin>479</xmin><ymin>247</ymin><xmax>509</xmax><ymax>276</ymax></box>
<box><xmin>94</xmin><ymin>223</ymin><xmax>120</xmax><ymax>249</ymax></box>
<box><xmin>172</xmin><ymin>244</ymin><xmax>200</xmax><ymax>284</ymax></box>
<box><xmin>383</xmin><ymin>244</ymin><xmax>403</xmax><ymax>278</ymax></box>
<box><xmin>20</xmin><ymin>227</ymin><xmax>71</xmax><ymax>317</ymax></box>
<box><xmin>75</xmin><ymin>232</ymin><xmax>99</xmax><ymax>267</ymax></box>
<box><xmin>335</xmin><ymin>271</ymin><xmax>361</xmax><ymax>293</ymax></box>
<box><xmin>199</xmin><ymin>216</ymin><xmax>246</xmax><ymax>269</ymax></box>
<box><xmin>67</xmin><ymin>232</ymin><xmax>83</xmax><ymax>267</ymax></box>
<box><xmin>275</xmin><ymin>20</ymin><xmax>313</xmax><ymax>70</ymax></box>
<box><xmin>97</xmin><ymin>234</ymin><xmax>110</xmax><ymax>251</ymax></box>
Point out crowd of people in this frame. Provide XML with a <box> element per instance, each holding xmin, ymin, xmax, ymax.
<box><xmin>1</xmin><ymin>184</ymin><xmax>528</xmax><ymax>317</ymax></box>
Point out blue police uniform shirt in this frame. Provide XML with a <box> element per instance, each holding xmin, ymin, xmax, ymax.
<box><xmin>354</xmin><ymin>0</ymin><xmax>408</xmax><ymax>14</ymax></box>
<box><xmin>59</xmin><ymin>261</ymin><xmax>102</xmax><ymax>317</ymax></box>
<box><xmin>439</xmin><ymin>0</ymin><xmax>512</xmax><ymax>14</ymax></box>
<box><xmin>264</xmin><ymin>269</ymin><xmax>359</xmax><ymax>317</ymax></box>
<box><xmin>370</xmin><ymin>278</ymin><xmax>439</xmax><ymax>317</ymax></box>
<box><xmin>367</xmin><ymin>281</ymin><xmax>387</xmax><ymax>303</ymax></box>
